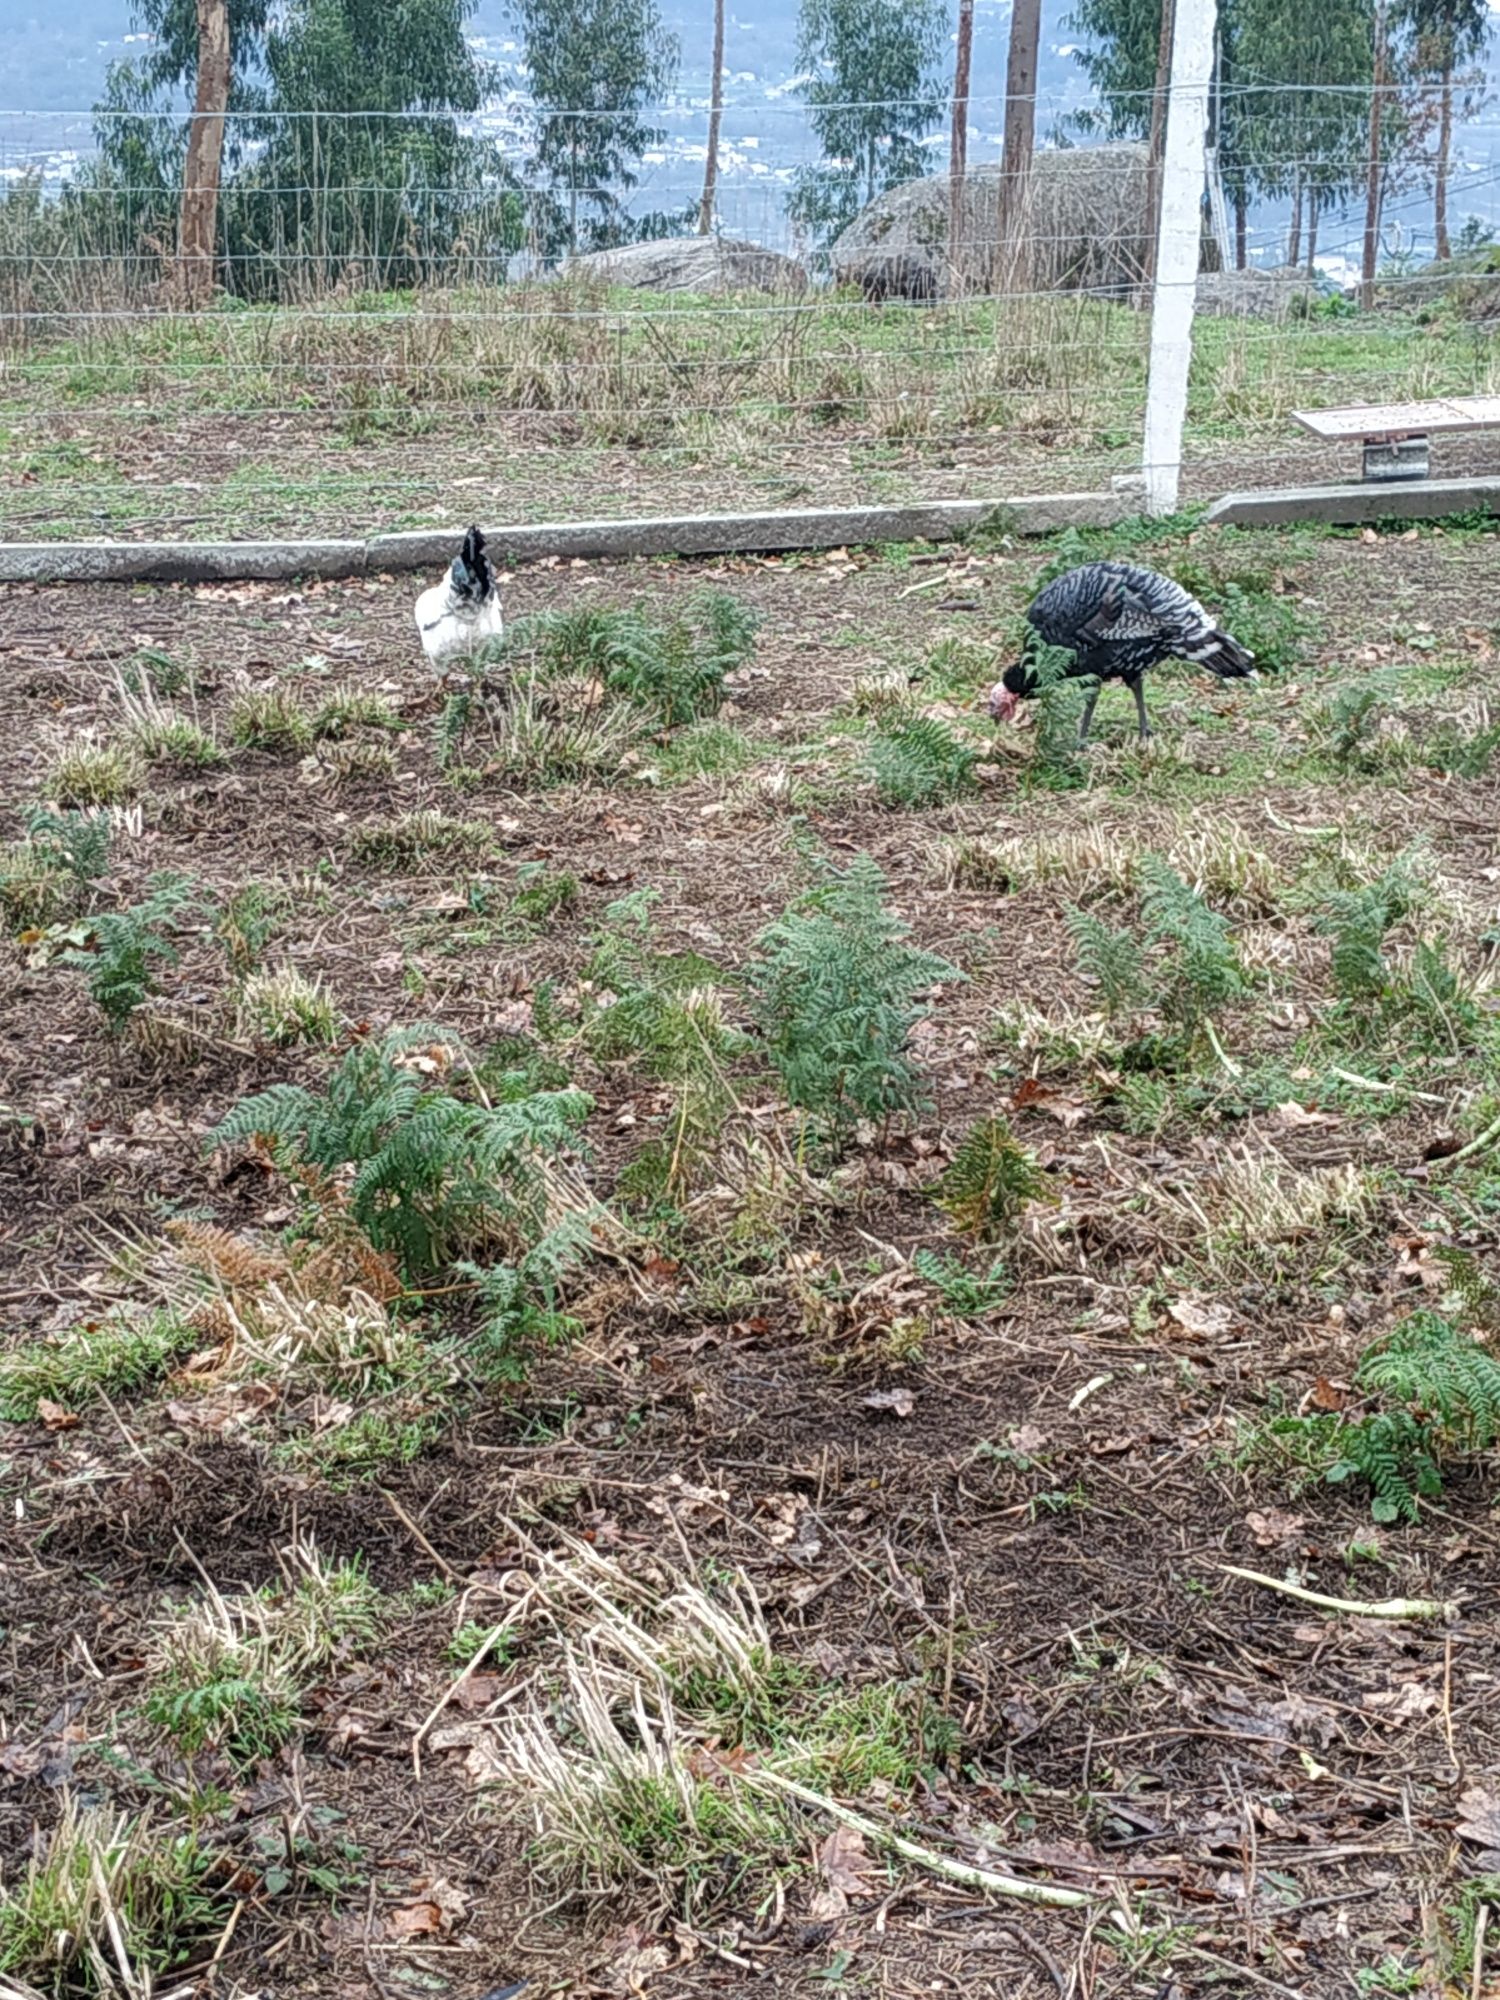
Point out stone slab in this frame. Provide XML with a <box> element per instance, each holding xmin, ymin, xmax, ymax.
<box><xmin>1204</xmin><ymin>477</ymin><xmax>1500</xmax><ymax>528</ymax></box>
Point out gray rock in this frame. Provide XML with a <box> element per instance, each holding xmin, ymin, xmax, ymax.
<box><xmin>561</xmin><ymin>234</ymin><xmax>808</xmax><ymax>295</ymax></box>
<box><xmin>830</xmin><ymin>146</ymin><xmax>1152</xmax><ymax>301</ymax></box>
<box><xmin>1195</xmin><ymin>267</ymin><xmax>1318</xmax><ymax>320</ymax></box>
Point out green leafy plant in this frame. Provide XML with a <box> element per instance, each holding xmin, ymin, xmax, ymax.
<box><xmin>1139</xmin><ymin>856</ymin><xmax>1246</xmax><ymax>1029</ymax></box>
<box><xmin>1315</xmin><ymin>858</ymin><xmax>1419</xmax><ymax>1001</ymax></box>
<box><xmin>217</xmin><ymin>883</ymin><xmax>282</xmax><ymax>974</ymax></box>
<box><xmin>912</xmin><ymin>1247</ymin><xmax>1010</xmax><ymax>1314</ymax></box>
<box><xmin>1305</xmin><ymin>682</ymin><xmax>1394</xmax><ymax>772</ymax></box>
<box><xmin>746</xmin><ymin>852</ymin><xmax>961</xmax><ymax>1139</ymax></box>
<box><xmin>206</xmin><ymin>1026</ymin><xmax>593</xmax><ymax>1278</ymax></box>
<box><xmin>1066</xmin><ymin>905</ymin><xmax>1147</xmax><ymax>1018</ymax></box>
<box><xmin>24</xmin><ymin>806</ymin><xmax>112</xmax><ymax>900</ymax></box>
<box><xmin>62</xmin><ymin>873</ymin><xmax>200</xmax><ymax>1032</ymax></box>
<box><xmin>865</xmin><ymin>715</ymin><xmax>977</xmax><ymax>808</ymax></box>
<box><xmin>506</xmin><ymin>591</ymin><xmax>759</xmax><ymax>728</ymax></box>
<box><xmin>933</xmin><ymin>1117</ymin><xmax>1050</xmax><ymax>1237</ymax></box>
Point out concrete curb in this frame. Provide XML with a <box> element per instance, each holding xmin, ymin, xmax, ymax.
<box><xmin>0</xmin><ymin>492</ymin><xmax>1126</xmax><ymax>585</ymax></box>
<box><xmin>1205</xmin><ymin>476</ymin><xmax>1500</xmax><ymax>528</ymax></box>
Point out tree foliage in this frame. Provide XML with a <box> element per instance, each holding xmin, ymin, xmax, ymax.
<box><xmin>509</xmin><ymin>0</ymin><xmax>681</xmax><ymax>250</ymax></box>
<box><xmin>788</xmin><ymin>0</ymin><xmax>947</xmax><ymax>247</ymax></box>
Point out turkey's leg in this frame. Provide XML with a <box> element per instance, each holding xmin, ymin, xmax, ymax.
<box><xmin>1077</xmin><ymin>682</ymin><xmax>1102</xmax><ymax>747</ymax></box>
<box><xmin>1129</xmin><ymin>675</ymin><xmax>1152</xmax><ymax>741</ymax></box>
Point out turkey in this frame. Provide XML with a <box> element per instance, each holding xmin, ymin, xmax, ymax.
<box><xmin>414</xmin><ymin>525</ymin><xmax>504</xmax><ymax>667</ymax></box>
<box><xmin>986</xmin><ymin>560</ymin><xmax>1258</xmax><ymax>746</ymax></box>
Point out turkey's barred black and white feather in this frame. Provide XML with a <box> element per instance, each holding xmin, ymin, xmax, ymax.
<box><xmin>988</xmin><ymin>559</ymin><xmax>1259</xmax><ymax>744</ymax></box>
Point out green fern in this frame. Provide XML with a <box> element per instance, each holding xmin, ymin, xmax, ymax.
<box><xmin>24</xmin><ymin>806</ymin><xmax>111</xmax><ymax>899</ymax></box>
<box><xmin>865</xmin><ymin>716</ymin><xmax>978</xmax><ymax>808</ymax></box>
<box><xmin>206</xmin><ymin>1026</ymin><xmax>593</xmax><ymax>1279</ymax></box>
<box><xmin>1066</xmin><ymin>906</ymin><xmax>1146</xmax><ymax>1018</ymax></box>
<box><xmin>933</xmin><ymin>1117</ymin><xmax>1050</xmax><ymax>1238</ymax></box>
<box><xmin>61</xmin><ymin>873</ymin><xmax>200</xmax><ymax>1033</ymax></box>
<box><xmin>503</xmin><ymin>591</ymin><xmax>758</xmax><ymax>728</ymax></box>
<box><xmin>1328</xmin><ymin>1410</ymin><xmax>1442</xmax><ymax>1524</ymax></box>
<box><xmin>1139</xmin><ymin>856</ymin><xmax>1246</xmax><ymax>1026</ymax></box>
<box><xmin>1356</xmin><ymin>1310</ymin><xmax>1500</xmax><ymax>1448</ymax></box>
<box><xmin>1315</xmin><ymin>859</ymin><xmax>1418</xmax><ymax>1001</ymax></box>
<box><xmin>746</xmin><ymin>852</ymin><xmax>961</xmax><ymax>1139</ymax></box>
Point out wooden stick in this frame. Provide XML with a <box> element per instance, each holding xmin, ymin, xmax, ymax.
<box><xmin>1219</xmin><ymin>1564</ymin><xmax>1459</xmax><ymax>1622</ymax></box>
<box><xmin>743</xmin><ymin>1769</ymin><xmax>1090</xmax><ymax>1907</ymax></box>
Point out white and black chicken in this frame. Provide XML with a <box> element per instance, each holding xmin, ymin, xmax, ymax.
<box><xmin>987</xmin><ymin>560</ymin><xmax>1258</xmax><ymax>745</ymax></box>
<box><xmin>414</xmin><ymin>525</ymin><xmax>504</xmax><ymax>668</ymax></box>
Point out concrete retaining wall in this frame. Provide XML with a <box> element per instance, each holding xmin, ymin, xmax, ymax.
<box><xmin>0</xmin><ymin>492</ymin><xmax>1127</xmax><ymax>585</ymax></box>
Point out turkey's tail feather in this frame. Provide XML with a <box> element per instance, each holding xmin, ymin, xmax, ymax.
<box><xmin>1181</xmin><ymin>626</ymin><xmax>1257</xmax><ymax>680</ymax></box>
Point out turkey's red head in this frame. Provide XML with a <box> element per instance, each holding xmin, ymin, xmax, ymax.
<box><xmin>987</xmin><ymin>680</ymin><xmax>1020</xmax><ymax>723</ymax></box>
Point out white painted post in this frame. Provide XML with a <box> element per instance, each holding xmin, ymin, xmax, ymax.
<box><xmin>1142</xmin><ymin>0</ymin><xmax>1216</xmax><ymax>516</ymax></box>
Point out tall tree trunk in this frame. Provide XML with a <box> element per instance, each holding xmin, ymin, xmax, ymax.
<box><xmin>1234</xmin><ymin>184</ymin><xmax>1247</xmax><ymax>269</ymax></box>
<box><xmin>948</xmin><ymin>0</ymin><xmax>974</xmax><ymax>285</ymax></box>
<box><xmin>1305</xmin><ymin>187</ymin><xmax>1319</xmax><ymax>276</ymax></box>
<box><xmin>175</xmin><ymin>0</ymin><xmax>230</xmax><ymax>308</ymax></box>
<box><xmin>1286</xmin><ymin>177</ymin><xmax>1302</xmax><ymax>267</ymax></box>
<box><xmin>697</xmin><ymin>0</ymin><xmax>726</xmax><ymax>234</ymax></box>
<box><xmin>995</xmin><ymin>0</ymin><xmax>1041</xmax><ymax>292</ymax></box>
<box><xmin>1434</xmin><ymin>58</ymin><xmax>1453</xmax><ymax>258</ymax></box>
<box><xmin>1141</xmin><ymin>0</ymin><xmax>1176</xmax><ymax>288</ymax></box>
<box><xmin>1361</xmin><ymin>0</ymin><xmax>1387</xmax><ymax>309</ymax></box>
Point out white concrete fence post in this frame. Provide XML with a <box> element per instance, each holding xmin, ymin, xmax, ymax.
<box><xmin>1142</xmin><ymin>0</ymin><xmax>1217</xmax><ymax>517</ymax></box>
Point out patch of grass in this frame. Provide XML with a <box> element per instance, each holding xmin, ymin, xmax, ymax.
<box><xmin>0</xmin><ymin>1308</ymin><xmax>197</xmax><ymax>1419</ymax></box>
<box><xmin>45</xmin><ymin>734</ymin><xmax>141</xmax><ymax>807</ymax></box>
<box><xmin>143</xmin><ymin>1550</ymin><xmax>387</xmax><ymax>1765</ymax></box>
<box><xmin>0</xmin><ymin>839</ymin><xmax>68</xmax><ymax>933</ymax></box>
<box><xmin>129</xmin><ymin>711</ymin><xmax>225</xmax><ymax>769</ymax></box>
<box><xmin>865</xmin><ymin>715</ymin><xmax>978</xmax><ymax>808</ymax></box>
<box><xmin>277</xmin><ymin>1403</ymin><xmax>448</xmax><ymax>1486</ymax></box>
<box><xmin>651</xmin><ymin>720</ymin><xmax>756</xmax><ymax>781</ymax></box>
<box><xmin>0</xmin><ymin>1799</ymin><xmax>223</xmax><ymax>1996</ymax></box>
<box><xmin>235</xmin><ymin>965</ymin><xmax>340</xmax><ymax>1046</ymax></box>
<box><xmin>230</xmin><ymin>686</ymin><xmax>315</xmax><ymax>754</ymax></box>
<box><xmin>507</xmin><ymin>590</ymin><xmax>759</xmax><ymax>728</ymax></box>
<box><xmin>349</xmin><ymin>811</ymin><xmax>494</xmax><ymax>870</ymax></box>
<box><xmin>312</xmin><ymin>689</ymin><xmax>405</xmax><ymax>738</ymax></box>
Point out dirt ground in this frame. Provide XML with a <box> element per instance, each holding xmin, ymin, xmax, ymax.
<box><xmin>3</xmin><ymin>518</ymin><xmax>1500</xmax><ymax>2000</ymax></box>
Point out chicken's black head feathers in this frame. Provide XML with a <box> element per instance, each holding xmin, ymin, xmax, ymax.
<box><xmin>450</xmin><ymin>525</ymin><xmax>494</xmax><ymax>602</ymax></box>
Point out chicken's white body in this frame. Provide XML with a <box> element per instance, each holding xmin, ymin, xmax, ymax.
<box><xmin>415</xmin><ymin>526</ymin><xmax>504</xmax><ymax>667</ymax></box>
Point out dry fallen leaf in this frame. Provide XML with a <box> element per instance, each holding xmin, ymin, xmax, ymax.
<box><xmin>1168</xmin><ymin>1296</ymin><xmax>1233</xmax><ymax>1340</ymax></box>
<box><xmin>1457</xmin><ymin>1786</ymin><xmax>1500</xmax><ymax>1857</ymax></box>
<box><xmin>1271</xmin><ymin>1100</ymin><xmax>1339</xmax><ymax>1129</ymax></box>
<box><xmin>862</xmin><ymin>1386</ymin><xmax>915</xmax><ymax>1418</ymax></box>
<box><xmin>1245</xmin><ymin>1507</ymin><xmax>1305</xmax><ymax>1548</ymax></box>
<box><xmin>36</xmin><ymin>1398</ymin><xmax>79</xmax><ymax>1431</ymax></box>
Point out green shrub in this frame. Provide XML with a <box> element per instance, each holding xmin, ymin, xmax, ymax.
<box><xmin>61</xmin><ymin>873</ymin><xmax>201</xmax><ymax>1033</ymax></box>
<box><xmin>506</xmin><ymin>591</ymin><xmax>759</xmax><ymax>727</ymax></box>
<box><xmin>933</xmin><ymin>1117</ymin><xmax>1049</xmax><ymax>1237</ymax></box>
<box><xmin>1066</xmin><ymin>906</ymin><xmax>1147</xmax><ymax>1018</ymax></box>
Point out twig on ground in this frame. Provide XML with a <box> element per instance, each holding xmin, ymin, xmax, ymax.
<box><xmin>743</xmin><ymin>1768</ymin><xmax>1091</xmax><ymax>1908</ymax></box>
<box><xmin>1218</xmin><ymin>1564</ymin><xmax>1459</xmax><ymax>1622</ymax></box>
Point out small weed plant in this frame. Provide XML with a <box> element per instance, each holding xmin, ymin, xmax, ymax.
<box><xmin>506</xmin><ymin>591</ymin><xmax>758</xmax><ymax>727</ymax></box>
<box><xmin>865</xmin><ymin>715</ymin><xmax>978</xmax><ymax>808</ymax></box>
<box><xmin>62</xmin><ymin>873</ymin><xmax>201</xmax><ymax>1032</ymax></box>
<box><xmin>933</xmin><ymin>1117</ymin><xmax>1049</xmax><ymax>1237</ymax></box>
<box><xmin>0</xmin><ymin>1309</ymin><xmax>197</xmax><ymax>1420</ymax></box>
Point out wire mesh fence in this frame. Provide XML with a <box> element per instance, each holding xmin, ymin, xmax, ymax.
<box><xmin>1</xmin><ymin>83</ymin><xmax>1497</xmax><ymax>544</ymax></box>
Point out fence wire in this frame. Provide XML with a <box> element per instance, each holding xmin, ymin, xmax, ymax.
<box><xmin>1</xmin><ymin>84</ymin><xmax>1497</xmax><ymax>544</ymax></box>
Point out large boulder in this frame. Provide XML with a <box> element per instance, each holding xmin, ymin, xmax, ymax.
<box><xmin>563</xmin><ymin>235</ymin><xmax>808</xmax><ymax>295</ymax></box>
<box><xmin>1196</xmin><ymin>266</ymin><xmax>1319</xmax><ymax>320</ymax></box>
<box><xmin>830</xmin><ymin>146</ymin><xmax>1151</xmax><ymax>301</ymax></box>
